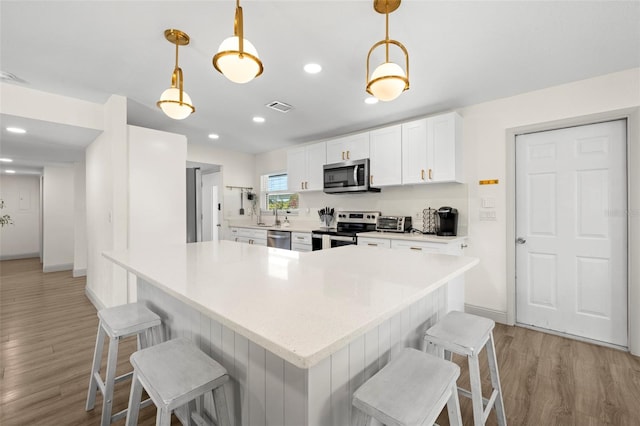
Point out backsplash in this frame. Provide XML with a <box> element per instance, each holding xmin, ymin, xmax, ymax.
<box><xmin>296</xmin><ymin>183</ymin><xmax>468</xmax><ymax>235</ymax></box>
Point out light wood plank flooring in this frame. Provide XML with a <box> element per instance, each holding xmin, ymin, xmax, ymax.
<box><xmin>2</xmin><ymin>257</ymin><xmax>639</xmax><ymax>425</ymax></box>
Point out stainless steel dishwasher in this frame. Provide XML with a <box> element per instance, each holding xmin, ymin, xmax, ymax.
<box><xmin>267</xmin><ymin>230</ymin><xmax>291</xmax><ymax>250</ymax></box>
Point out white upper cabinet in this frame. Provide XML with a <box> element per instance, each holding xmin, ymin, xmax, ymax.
<box><xmin>326</xmin><ymin>132</ymin><xmax>370</xmax><ymax>164</ymax></box>
<box><xmin>402</xmin><ymin>112</ymin><xmax>463</xmax><ymax>184</ymax></box>
<box><xmin>369</xmin><ymin>124</ymin><xmax>402</xmax><ymax>187</ymax></box>
<box><xmin>401</xmin><ymin>119</ymin><xmax>429</xmax><ymax>184</ymax></box>
<box><xmin>287</xmin><ymin>141</ymin><xmax>326</xmax><ymax>192</ymax></box>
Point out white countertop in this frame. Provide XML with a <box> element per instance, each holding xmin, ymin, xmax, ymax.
<box><xmin>357</xmin><ymin>231</ymin><xmax>467</xmax><ymax>244</ymax></box>
<box><xmin>104</xmin><ymin>241</ymin><xmax>478</xmax><ymax>368</ymax></box>
<box><xmin>228</xmin><ymin>223</ymin><xmax>317</xmax><ymax>233</ymax></box>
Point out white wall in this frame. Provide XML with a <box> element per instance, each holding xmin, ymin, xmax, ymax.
<box><xmin>0</xmin><ymin>175</ymin><xmax>40</xmax><ymax>259</ymax></box>
<box><xmin>42</xmin><ymin>166</ymin><xmax>75</xmax><ymax>271</ymax></box>
<box><xmin>0</xmin><ymin>83</ymin><xmax>103</xmax><ymax>130</ymax></box>
<box><xmin>461</xmin><ymin>68</ymin><xmax>640</xmax><ymax>317</ymax></box>
<box><xmin>73</xmin><ymin>161</ymin><xmax>87</xmax><ymax>276</ymax></box>
<box><xmin>187</xmin><ymin>144</ymin><xmax>255</xmax><ymax>225</ymax></box>
<box><xmin>128</xmin><ymin>125</ymin><xmax>187</xmax><ymax>250</ymax></box>
<box><xmin>86</xmin><ymin>95</ymin><xmax>128</xmax><ymax>309</ymax></box>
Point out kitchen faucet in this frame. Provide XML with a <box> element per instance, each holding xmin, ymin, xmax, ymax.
<box><xmin>274</xmin><ymin>207</ymin><xmax>281</xmax><ymax>226</ymax></box>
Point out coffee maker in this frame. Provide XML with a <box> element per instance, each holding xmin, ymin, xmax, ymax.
<box><xmin>436</xmin><ymin>207</ymin><xmax>458</xmax><ymax>236</ymax></box>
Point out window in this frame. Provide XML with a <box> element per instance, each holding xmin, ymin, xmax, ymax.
<box><xmin>261</xmin><ymin>173</ymin><xmax>299</xmax><ymax>212</ymax></box>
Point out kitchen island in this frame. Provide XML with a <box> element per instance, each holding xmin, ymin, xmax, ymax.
<box><xmin>104</xmin><ymin>241</ymin><xmax>478</xmax><ymax>426</ymax></box>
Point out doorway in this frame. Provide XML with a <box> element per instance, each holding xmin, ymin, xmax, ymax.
<box><xmin>186</xmin><ymin>161</ymin><xmax>222</xmax><ymax>243</ymax></box>
<box><xmin>515</xmin><ymin>119</ymin><xmax>628</xmax><ymax>347</ymax></box>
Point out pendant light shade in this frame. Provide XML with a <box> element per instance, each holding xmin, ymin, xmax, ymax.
<box><xmin>157</xmin><ymin>29</ymin><xmax>195</xmax><ymax>120</ymax></box>
<box><xmin>213</xmin><ymin>0</ymin><xmax>263</xmax><ymax>84</ymax></box>
<box><xmin>366</xmin><ymin>0</ymin><xmax>409</xmax><ymax>102</ymax></box>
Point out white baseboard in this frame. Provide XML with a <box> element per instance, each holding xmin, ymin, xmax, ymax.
<box><xmin>73</xmin><ymin>268</ymin><xmax>87</xmax><ymax>277</ymax></box>
<box><xmin>0</xmin><ymin>252</ymin><xmax>39</xmax><ymax>261</ymax></box>
<box><xmin>464</xmin><ymin>304</ymin><xmax>509</xmax><ymax>325</ymax></box>
<box><xmin>85</xmin><ymin>286</ymin><xmax>105</xmax><ymax>311</ymax></box>
<box><xmin>43</xmin><ymin>263</ymin><xmax>73</xmax><ymax>273</ymax></box>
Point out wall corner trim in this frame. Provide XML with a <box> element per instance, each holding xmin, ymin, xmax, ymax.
<box><xmin>73</xmin><ymin>268</ymin><xmax>87</xmax><ymax>278</ymax></box>
<box><xmin>84</xmin><ymin>286</ymin><xmax>105</xmax><ymax>311</ymax></box>
<box><xmin>464</xmin><ymin>303</ymin><xmax>509</xmax><ymax>325</ymax></box>
<box><xmin>42</xmin><ymin>263</ymin><xmax>73</xmax><ymax>273</ymax></box>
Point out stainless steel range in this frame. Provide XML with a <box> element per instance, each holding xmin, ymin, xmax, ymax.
<box><xmin>311</xmin><ymin>211</ymin><xmax>380</xmax><ymax>250</ymax></box>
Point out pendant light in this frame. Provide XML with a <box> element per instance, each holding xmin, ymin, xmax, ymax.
<box><xmin>212</xmin><ymin>0</ymin><xmax>264</xmax><ymax>84</ymax></box>
<box><xmin>157</xmin><ymin>29</ymin><xmax>195</xmax><ymax>120</ymax></box>
<box><xmin>366</xmin><ymin>0</ymin><xmax>409</xmax><ymax>102</ymax></box>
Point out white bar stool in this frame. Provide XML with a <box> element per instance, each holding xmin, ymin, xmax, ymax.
<box><xmin>424</xmin><ymin>311</ymin><xmax>507</xmax><ymax>426</ymax></box>
<box><xmin>86</xmin><ymin>302</ymin><xmax>163</xmax><ymax>426</ymax></box>
<box><xmin>125</xmin><ymin>337</ymin><xmax>231</xmax><ymax>426</ymax></box>
<box><xmin>352</xmin><ymin>347</ymin><xmax>462</xmax><ymax>426</ymax></box>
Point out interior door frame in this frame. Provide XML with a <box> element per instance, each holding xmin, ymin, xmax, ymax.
<box><xmin>506</xmin><ymin>107</ymin><xmax>640</xmax><ymax>356</ymax></box>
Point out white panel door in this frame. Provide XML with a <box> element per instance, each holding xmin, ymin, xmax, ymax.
<box><xmin>516</xmin><ymin>120</ymin><xmax>627</xmax><ymax>347</ymax></box>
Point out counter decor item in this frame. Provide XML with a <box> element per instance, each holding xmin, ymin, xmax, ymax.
<box><xmin>318</xmin><ymin>206</ymin><xmax>334</xmax><ymax>228</ymax></box>
<box><xmin>423</xmin><ymin>207</ymin><xmax>436</xmax><ymax>234</ymax></box>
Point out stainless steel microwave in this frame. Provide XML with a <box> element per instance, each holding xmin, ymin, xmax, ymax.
<box><xmin>323</xmin><ymin>158</ymin><xmax>380</xmax><ymax>194</ymax></box>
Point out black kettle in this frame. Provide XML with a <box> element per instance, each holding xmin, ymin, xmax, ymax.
<box><xmin>436</xmin><ymin>207</ymin><xmax>458</xmax><ymax>236</ymax></box>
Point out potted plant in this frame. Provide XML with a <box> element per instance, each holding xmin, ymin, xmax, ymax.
<box><xmin>0</xmin><ymin>199</ymin><xmax>13</xmax><ymax>227</ymax></box>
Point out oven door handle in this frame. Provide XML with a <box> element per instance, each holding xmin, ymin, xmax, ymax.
<box><xmin>330</xmin><ymin>235</ymin><xmax>356</xmax><ymax>242</ymax></box>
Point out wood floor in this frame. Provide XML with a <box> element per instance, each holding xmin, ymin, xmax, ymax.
<box><xmin>2</xmin><ymin>257</ymin><xmax>639</xmax><ymax>426</ymax></box>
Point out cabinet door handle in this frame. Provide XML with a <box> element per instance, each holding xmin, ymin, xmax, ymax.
<box><xmin>368</xmin><ymin>243</ymin><xmax>378</xmax><ymax>246</ymax></box>
<box><xmin>305</xmin><ymin>181</ymin><xmax>308</xmax><ymax>189</ymax></box>
<box><xmin>410</xmin><ymin>247</ymin><xmax>423</xmax><ymax>251</ymax></box>
<box><xmin>421</xmin><ymin>169</ymin><xmax>425</xmax><ymax>180</ymax></box>
<box><xmin>370</xmin><ymin>175</ymin><xmax>373</xmax><ymax>185</ymax></box>
<box><xmin>428</xmin><ymin>169</ymin><xmax>433</xmax><ymax>180</ymax></box>
<box><xmin>301</xmin><ymin>181</ymin><xmax>304</xmax><ymax>190</ymax></box>
<box><xmin>342</xmin><ymin>151</ymin><xmax>345</xmax><ymax>160</ymax></box>
<box><xmin>347</xmin><ymin>150</ymin><xmax>350</xmax><ymax>160</ymax></box>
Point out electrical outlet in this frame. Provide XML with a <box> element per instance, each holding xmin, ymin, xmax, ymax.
<box><xmin>479</xmin><ymin>211</ymin><xmax>497</xmax><ymax>221</ymax></box>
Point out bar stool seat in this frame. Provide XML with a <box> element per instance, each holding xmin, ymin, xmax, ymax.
<box><xmin>125</xmin><ymin>337</ymin><xmax>231</xmax><ymax>426</ymax></box>
<box><xmin>424</xmin><ymin>311</ymin><xmax>507</xmax><ymax>426</ymax></box>
<box><xmin>352</xmin><ymin>348</ymin><xmax>462</xmax><ymax>426</ymax></box>
<box><xmin>86</xmin><ymin>302</ymin><xmax>163</xmax><ymax>426</ymax></box>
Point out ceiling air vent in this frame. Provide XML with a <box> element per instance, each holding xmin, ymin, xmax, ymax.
<box><xmin>265</xmin><ymin>101</ymin><xmax>293</xmax><ymax>113</ymax></box>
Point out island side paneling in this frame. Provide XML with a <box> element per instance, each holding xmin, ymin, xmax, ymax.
<box><xmin>137</xmin><ymin>278</ymin><xmax>447</xmax><ymax>426</ymax></box>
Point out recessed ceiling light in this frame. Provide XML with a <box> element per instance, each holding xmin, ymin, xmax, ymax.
<box><xmin>0</xmin><ymin>158</ymin><xmax>13</xmax><ymax>163</ymax></box>
<box><xmin>253</xmin><ymin>116</ymin><xmax>265</xmax><ymax>123</ymax></box>
<box><xmin>208</xmin><ymin>133</ymin><xmax>220</xmax><ymax>140</ymax></box>
<box><xmin>364</xmin><ymin>97</ymin><xmax>379</xmax><ymax>105</ymax></box>
<box><xmin>5</xmin><ymin>170</ymin><xmax>16</xmax><ymax>174</ymax></box>
<box><xmin>304</xmin><ymin>63</ymin><xmax>322</xmax><ymax>74</ymax></box>
<box><xmin>6</xmin><ymin>127</ymin><xmax>26</xmax><ymax>134</ymax></box>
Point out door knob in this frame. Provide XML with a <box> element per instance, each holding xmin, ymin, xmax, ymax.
<box><xmin>516</xmin><ymin>237</ymin><xmax>526</xmax><ymax>244</ymax></box>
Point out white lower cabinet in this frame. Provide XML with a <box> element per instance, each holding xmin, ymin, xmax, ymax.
<box><xmin>291</xmin><ymin>232</ymin><xmax>312</xmax><ymax>252</ymax></box>
<box><xmin>229</xmin><ymin>227</ymin><xmax>267</xmax><ymax>246</ymax></box>
<box><xmin>390</xmin><ymin>239</ymin><xmax>462</xmax><ymax>255</ymax></box>
<box><xmin>357</xmin><ymin>237</ymin><xmax>392</xmax><ymax>248</ymax></box>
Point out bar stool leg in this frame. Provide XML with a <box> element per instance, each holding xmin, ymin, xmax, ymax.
<box><xmin>468</xmin><ymin>353</ymin><xmax>485</xmax><ymax>426</ymax></box>
<box><xmin>446</xmin><ymin>381</ymin><xmax>463</xmax><ymax>426</ymax></box>
<box><xmin>86</xmin><ymin>322</ymin><xmax>106</xmax><ymax>410</ymax></box>
<box><xmin>486</xmin><ymin>334</ymin><xmax>507</xmax><ymax>426</ymax></box>
<box><xmin>125</xmin><ymin>371</ymin><xmax>143</xmax><ymax>426</ymax></box>
<box><xmin>212</xmin><ymin>386</ymin><xmax>231</xmax><ymax>426</ymax></box>
<box><xmin>352</xmin><ymin>409</ymin><xmax>370</xmax><ymax>426</ymax></box>
<box><xmin>101</xmin><ymin>336</ymin><xmax>119</xmax><ymax>426</ymax></box>
<box><xmin>156</xmin><ymin>407</ymin><xmax>171</xmax><ymax>426</ymax></box>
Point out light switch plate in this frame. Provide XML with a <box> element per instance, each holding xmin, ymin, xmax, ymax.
<box><xmin>481</xmin><ymin>197</ymin><xmax>496</xmax><ymax>208</ymax></box>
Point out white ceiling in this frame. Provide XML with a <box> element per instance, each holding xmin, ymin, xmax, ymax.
<box><xmin>1</xmin><ymin>1</ymin><xmax>639</xmax><ymax>174</ymax></box>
